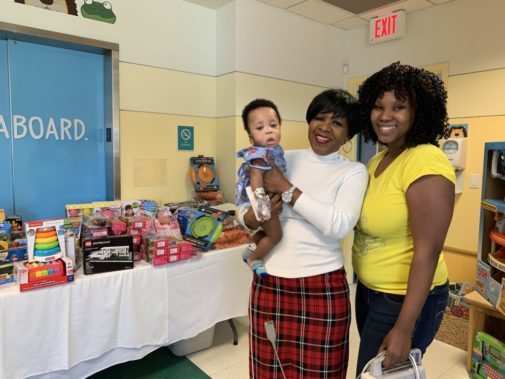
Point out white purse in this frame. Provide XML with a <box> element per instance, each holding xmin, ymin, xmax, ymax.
<box><xmin>359</xmin><ymin>348</ymin><xmax>426</xmax><ymax>379</ymax></box>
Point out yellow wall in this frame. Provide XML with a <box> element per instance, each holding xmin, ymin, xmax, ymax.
<box><xmin>120</xmin><ymin>64</ymin><xmax>316</xmax><ymax>205</ymax></box>
<box><xmin>442</xmin><ymin>68</ymin><xmax>505</xmax><ymax>283</ymax></box>
<box><xmin>443</xmin><ymin>247</ymin><xmax>478</xmax><ymax>284</ymax></box>
<box><xmin>119</xmin><ymin>111</ymin><xmax>216</xmax><ymax>204</ymax></box>
<box><xmin>119</xmin><ymin>52</ymin><xmax>505</xmax><ymax>286</ymax></box>
<box><xmin>445</xmin><ymin>115</ymin><xmax>505</xmax><ymax>253</ymax></box>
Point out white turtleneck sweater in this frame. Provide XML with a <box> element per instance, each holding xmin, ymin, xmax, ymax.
<box><xmin>239</xmin><ymin>148</ymin><xmax>368</xmax><ymax>278</ymax></box>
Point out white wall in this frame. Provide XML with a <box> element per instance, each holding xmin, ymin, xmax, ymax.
<box><xmin>0</xmin><ymin>0</ymin><xmax>217</xmax><ymax>76</ymax></box>
<box><xmin>216</xmin><ymin>1</ymin><xmax>236</xmax><ymax>75</ymax></box>
<box><xmin>233</xmin><ymin>0</ymin><xmax>347</xmax><ymax>88</ymax></box>
<box><xmin>3</xmin><ymin>0</ymin><xmax>505</xmax><ymax>104</ymax></box>
<box><xmin>344</xmin><ymin>0</ymin><xmax>505</xmax><ymax>79</ymax></box>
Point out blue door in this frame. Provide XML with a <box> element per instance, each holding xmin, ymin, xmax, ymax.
<box><xmin>0</xmin><ymin>38</ymin><xmax>14</xmax><ymax>216</ymax></box>
<box><xmin>5</xmin><ymin>39</ymin><xmax>108</xmax><ymax>221</ymax></box>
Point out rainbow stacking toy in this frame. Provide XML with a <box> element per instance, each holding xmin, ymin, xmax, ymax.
<box><xmin>25</xmin><ymin>219</ymin><xmax>66</xmax><ymax>262</ymax></box>
<box><xmin>34</xmin><ymin>227</ymin><xmax>61</xmax><ymax>259</ymax></box>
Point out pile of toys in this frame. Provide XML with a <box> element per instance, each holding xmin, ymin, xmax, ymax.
<box><xmin>14</xmin><ymin>218</ymin><xmax>74</xmax><ymax>291</ymax></box>
<box><xmin>0</xmin><ymin>210</ymin><xmax>27</xmax><ymax>287</ymax></box>
<box><xmin>65</xmin><ymin>199</ymin><xmax>236</xmax><ymax>272</ymax></box>
<box><xmin>476</xmin><ymin>206</ymin><xmax>505</xmax><ymax>316</ymax></box>
<box><xmin>0</xmin><ymin>155</ymin><xmax>251</xmax><ymax>292</ymax></box>
<box><xmin>470</xmin><ymin>331</ymin><xmax>505</xmax><ymax>379</ymax></box>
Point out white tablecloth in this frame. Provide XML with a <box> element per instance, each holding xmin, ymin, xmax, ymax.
<box><xmin>0</xmin><ymin>245</ymin><xmax>251</xmax><ymax>379</ymax></box>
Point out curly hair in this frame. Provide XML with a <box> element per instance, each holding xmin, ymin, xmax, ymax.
<box><xmin>306</xmin><ymin>89</ymin><xmax>361</xmax><ymax>139</ymax></box>
<box><xmin>241</xmin><ymin>98</ymin><xmax>282</xmax><ymax>133</ymax></box>
<box><xmin>358</xmin><ymin>62</ymin><xmax>448</xmax><ymax>147</ymax></box>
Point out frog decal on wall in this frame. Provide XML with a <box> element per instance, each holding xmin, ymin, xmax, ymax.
<box><xmin>80</xmin><ymin>0</ymin><xmax>116</xmax><ymax>24</ymax></box>
<box><xmin>14</xmin><ymin>0</ymin><xmax>78</xmax><ymax>15</ymax></box>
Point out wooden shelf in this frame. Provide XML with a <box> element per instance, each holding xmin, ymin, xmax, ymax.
<box><xmin>464</xmin><ymin>291</ymin><xmax>505</xmax><ymax>369</ymax></box>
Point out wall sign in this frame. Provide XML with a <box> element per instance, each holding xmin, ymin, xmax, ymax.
<box><xmin>178</xmin><ymin>125</ymin><xmax>194</xmax><ymax>151</ymax></box>
<box><xmin>369</xmin><ymin>10</ymin><xmax>406</xmax><ymax>44</ymax></box>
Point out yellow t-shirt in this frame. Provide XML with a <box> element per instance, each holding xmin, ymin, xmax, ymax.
<box><xmin>352</xmin><ymin>144</ymin><xmax>456</xmax><ymax>294</ymax></box>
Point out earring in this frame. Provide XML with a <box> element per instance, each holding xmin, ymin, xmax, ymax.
<box><xmin>341</xmin><ymin>138</ymin><xmax>352</xmax><ymax>154</ymax></box>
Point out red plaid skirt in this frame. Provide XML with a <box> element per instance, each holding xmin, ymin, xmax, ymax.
<box><xmin>249</xmin><ymin>269</ymin><xmax>350</xmax><ymax>378</ymax></box>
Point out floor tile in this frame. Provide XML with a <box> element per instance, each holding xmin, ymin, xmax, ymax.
<box><xmin>189</xmin><ymin>284</ymin><xmax>469</xmax><ymax>379</ymax></box>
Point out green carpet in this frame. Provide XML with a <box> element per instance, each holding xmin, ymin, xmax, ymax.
<box><xmin>87</xmin><ymin>347</ymin><xmax>211</xmax><ymax>379</ymax></box>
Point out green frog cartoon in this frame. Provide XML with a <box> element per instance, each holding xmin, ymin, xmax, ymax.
<box><xmin>80</xmin><ymin>0</ymin><xmax>116</xmax><ymax>24</ymax></box>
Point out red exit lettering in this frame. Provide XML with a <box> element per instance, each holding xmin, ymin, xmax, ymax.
<box><xmin>374</xmin><ymin>14</ymin><xmax>398</xmax><ymax>39</ymax></box>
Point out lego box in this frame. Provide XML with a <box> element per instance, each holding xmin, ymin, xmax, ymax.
<box><xmin>82</xmin><ymin>235</ymin><xmax>134</xmax><ymax>275</ymax></box>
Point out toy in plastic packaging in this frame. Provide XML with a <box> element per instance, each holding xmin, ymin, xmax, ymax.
<box><xmin>176</xmin><ymin>206</ymin><xmax>225</xmax><ymax>250</ymax></box>
<box><xmin>154</xmin><ymin>207</ymin><xmax>182</xmax><ymax>239</ymax></box>
<box><xmin>189</xmin><ymin>155</ymin><xmax>219</xmax><ymax>192</ymax></box>
<box><xmin>470</xmin><ymin>331</ymin><xmax>505</xmax><ymax>379</ymax></box>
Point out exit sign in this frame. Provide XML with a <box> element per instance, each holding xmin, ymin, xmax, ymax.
<box><xmin>369</xmin><ymin>10</ymin><xmax>406</xmax><ymax>44</ymax></box>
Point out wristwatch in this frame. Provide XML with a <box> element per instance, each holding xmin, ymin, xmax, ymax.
<box><xmin>281</xmin><ymin>185</ymin><xmax>296</xmax><ymax>203</ymax></box>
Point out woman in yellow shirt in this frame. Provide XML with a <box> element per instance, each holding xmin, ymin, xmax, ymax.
<box><xmin>353</xmin><ymin>62</ymin><xmax>456</xmax><ymax>375</ymax></box>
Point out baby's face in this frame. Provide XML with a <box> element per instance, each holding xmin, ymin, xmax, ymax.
<box><xmin>247</xmin><ymin>107</ymin><xmax>281</xmax><ymax>148</ymax></box>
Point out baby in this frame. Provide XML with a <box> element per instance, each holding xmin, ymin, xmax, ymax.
<box><xmin>236</xmin><ymin>99</ymin><xmax>286</xmax><ymax>278</ymax></box>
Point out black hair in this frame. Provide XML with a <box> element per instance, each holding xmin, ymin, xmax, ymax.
<box><xmin>306</xmin><ymin>89</ymin><xmax>361</xmax><ymax>139</ymax></box>
<box><xmin>241</xmin><ymin>98</ymin><xmax>282</xmax><ymax>133</ymax></box>
<box><xmin>358</xmin><ymin>61</ymin><xmax>448</xmax><ymax>147</ymax></box>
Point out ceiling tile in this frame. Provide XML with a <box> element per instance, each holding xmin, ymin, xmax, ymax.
<box><xmin>180</xmin><ymin>0</ymin><xmax>446</xmax><ymax>30</ymax></box>
<box><xmin>332</xmin><ymin>16</ymin><xmax>368</xmax><ymax>30</ymax></box>
<box><xmin>429</xmin><ymin>0</ymin><xmax>453</xmax><ymax>4</ymax></box>
<box><xmin>258</xmin><ymin>0</ymin><xmax>306</xmax><ymax>9</ymax></box>
<box><xmin>288</xmin><ymin>0</ymin><xmax>353</xmax><ymax>24</ymax></box>
<box><xmin>322</xmin><ymin>0</ymin><xmax>403</xmax><ymax>14</ymax></box>
<box><xmin>359</xmin><ymin>0</ymin><xmax>431</xmax><ymax>19</ymax></box>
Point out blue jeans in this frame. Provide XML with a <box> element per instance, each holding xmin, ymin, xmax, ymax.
<box><xmin>355</xmin><ymin>280</ymin><xmax>449</xmax><ymax>376</ymax></box>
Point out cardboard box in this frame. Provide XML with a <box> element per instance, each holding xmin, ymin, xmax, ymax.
<box><xmin>476</xmin><ymin>260</ymin><xmax>502</xmax><ymax>308</ymax></box>
<box><xmin>434</xmin><ymin>281</ymin><xmax>472</xmax><ymax>350</ymax></box>
<box><xmin>25</xmin><ymin>219</ymin><xmax>66</xmax><ymax>262</ymax></box>
<box><xmin>435</xmin><ymin>312</ymin><xmax>468</xmax><ymax>350</ymax></box>
<box><xmin>82</xmin><ymin>235</ymin><xmax>133</xmax><ymax>275</ymax></box>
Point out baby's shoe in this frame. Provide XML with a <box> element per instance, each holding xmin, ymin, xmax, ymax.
<box><xmin>250</xmin><ymin>260</ymin><xmax>268</xmax><ymax>279</ymax></box>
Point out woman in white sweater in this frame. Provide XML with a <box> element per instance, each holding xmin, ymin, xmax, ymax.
<box><xmin>239</xmin><ymin>89</ymin><xmax>368</xmax><ymax>379</ymax></box>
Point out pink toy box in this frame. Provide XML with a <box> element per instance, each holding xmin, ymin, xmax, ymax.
<box><xmin>143</xmin><ymin>240</ymin><xmax>193</xmax><ymax>266</ymax></box>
